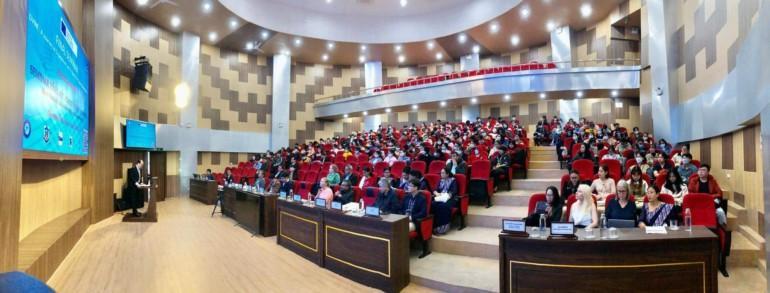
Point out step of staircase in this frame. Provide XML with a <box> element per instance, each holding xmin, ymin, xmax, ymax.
<box><xmin>431</xmin><ymin>227</ymin><xmax>500</xmax><ymax>259</ymax></box>
<box><xmin>511</xmin><ymin>178</ymin><xmax>562</xmax><ymax>191</ymax></box>
<box><xmin>527</xmin><ymin>169</ymin><xmax>566</xmax><ymax>179</ymax></box>
<box><xmin>529</xmin><ymin>161</ymin><xmax>561</xmax><ymax>169</ymax></box>
<box><xmin>530</xmin><ymin>153</ymin><xmax>558</xmax><ymax>161</ymax></box>
<box><xmin>738</xmin><ymin>225</ymin><xmax>766</xmax><ymax>254</ymax></box>
<box><xmin>727</xmin><ymin>232</ymin><xmax>761</xmax><ymax>267</ymax></box>
<box><xmin>466</xmin><ymin>205</ymin><xmax>528</xmax><ymax>229</ymax></box>
<box><xmin>491</xmin><ymin>191</ymin><xmax>532</xmax><ymax>206</ymax></box>
<box><xmin>410</xmin><ymin>252</ymin><xmax>498</xmax><ymax>293</ymax></box>
<box><xmin>727</xmin><ymin>212</ymin><xmax>739</xmax><ymax>231</ymax></box>
<box><xmin>529</xmin><ymin>146</ymin><xmax>556</xmax><ymax>151</ymax></box>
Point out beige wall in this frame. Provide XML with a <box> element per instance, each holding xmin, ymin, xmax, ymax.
<box><xmin>197</xmin><ymin>152</ymin><xmax>253</xmax><ymax>174</ymax></box>
<box><xmin>20</xmin><ymin>161</ymin><xmax>83</xmax><ymax>240</ymax></box>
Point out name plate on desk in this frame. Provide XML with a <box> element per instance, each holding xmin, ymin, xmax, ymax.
<box><xmin>502</xmin><ymin>219</ymin><xmax>526</xmax><ymax>233</ymax></box>
<box><xmin>279</xmin><ymin>191</ymin><xmax>287</xmax><ymax>200</ymax></box>
<box><xmin>315</xmin><ymin>198</ymin><xmax>326</xmax><ymax>208</ymax></box>
<box><xmin>550</xmin><ymin>222</ymin><xmax>576</xmax><ymax>236</ymax></box>
<box><xmin>331</xmin><ymin>201</ymin><xmax>342</xmax><ymax>210</ymax></box>
<box><xmin>293</xmin><ymin>194</ymin><xmax>302</xmax><ymax>202</ymax></box>
<box><xmin>364</xmin><ymin>206</ymin><xmax>380</xmax><ymax>217</ymax></box>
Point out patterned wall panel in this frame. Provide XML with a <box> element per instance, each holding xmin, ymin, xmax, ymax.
<box><xmin>198</xmin><ymin>44</ymin><xmax>273</xmax><ymax>132</ymax></box>
<box><xmin>196</xmin><ymin>152</ymin><xmax>256</xmax><ymax>174</ymax></box>
<box><xmin>479</xmin><ymin>44</ymin><xmax>552</xmax><ymax>68</ymax></box>
<box><xmin>113</xmin><ymin>4</ymin><xmax>181</xmax><ymax>124</ymax></box>
<box><xmin>573</xmin><ymin>0</ymin><xmax>642</xmax><ymax>66</ymax></box>
<box><xmin>289</xmin><ymin>63</ymin><xmax>365</xmax><ymax>145</ymax></box>
<box><xmin>674</xmin><ymin>0</ymin><xmax>760</xmax><ymax>102</ymax></box>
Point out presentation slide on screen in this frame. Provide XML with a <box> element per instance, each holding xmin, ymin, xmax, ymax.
<box><xmin>126</xmin><ymin>119</ymin><xmax>157</xmax><ymax>149</ymax></box>
<box><xmin>23</xmin><ymin>0</ymin><xmax>90</xmax><ymax>157</ymax></box>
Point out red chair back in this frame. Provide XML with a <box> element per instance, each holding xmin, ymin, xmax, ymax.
<box><xmin>363</xmin><ymin>187</ymin><xmax>380</xmax><ymax>206</ymax></box>
<box><xmin>599</xmin><ymin>159</ymin><xmax>622</xmax><ymax>182</ymax></box>
<box><xmin>352</xmin><ymin>187</ymin><xmax>363</xmax><ymax>202</ymax></box>
<box><xmin>410</xmin><ymin>160</ymin><xmax>427</xmax><ymax>174</ymax></box>
<box><xmin>527</xmin><ymin>193</ymin><xmax>546</xmax><ymax>215</ymax></box>
<box><xmin>564</xmin><ymin>194</ymin><xmax>597</xmax><ymax>221</ymax></box>
<box><xmin>691</xmin><ymin>160</ymin><xmax>701</xmax><ymax>168</ymax></box>
<box><xmin>572</xmin><ymin>159</ymin><xmax>594</xmax><ymax>182</ymax></box>
<box><xmin>624</xmin><ymin>159</ymin><xmax>637</xmax><ymax>172</ymax></box>
<box><xmin>310</xmin><ymin>161</ymin><xmax>323</xmax><ymax>172</ymax></box>
<box><xmin>391</xmin><ymin>161</ymin><xmax>406</xmax><ymax>179</ymax></box>
<box><xmin>454</xmin><ymin>174</ymin><xmax>467</xmax><ymax>196</ymax></box>
<box><xmin>299</xmin><ymin>162</ymin><xmax>310</xmax><ymax>171</ymax></box>
<box><xmin>424</xmin><ymin>174</ymin><xmax>440</xmax><ymax>191</ymax></box>
<box><xmin>373</xmin><ymin>161</ymin><xmax>389</xmax><ymax>177</ymax></box>
<box><xmin>560</xmin><ymin>174</ymin><xmax>571</xmax><ymax>191</ymax></box>
<box><xmin>357</xmin><ymin>154</ymin><xmax>369</xmax><ymax>163</ymax></box>
<box><xmin>469</xmin><ymin>160</ymin><xmax>491</xmax><ymax>180</ymax></box>
<box><xmin>682</xmin><ymin>193</ymin><xmax>717</xmax><ymax>227</ymax></box>
<box><xmin>604</xmin><ymin>194</ymin><xmax>636</xmax><ymax>209</ymax></box>
<box><xmin>305</xmin><ymin>171</ymin><xmax>319</xmax><ymax>183</ymax></box>
<box><xmin>294</xmin><ymin>181</ymin><xmax>312</xmax><ymax>200</ymax></box>
<box><xmin>428</xmin><ymin>161</ymin><xmax>446</xmax><ymax>175</ymax></box>
<box><xmin>643</xmin><ymin>193</ymin><xmax>675</xmax><ymax>205</ymax></box>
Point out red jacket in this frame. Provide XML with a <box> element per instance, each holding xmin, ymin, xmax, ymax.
<box><xmin>687</xmin><ymin>175</ymin><xmax>723</xmax><ymax>198</ymax></box>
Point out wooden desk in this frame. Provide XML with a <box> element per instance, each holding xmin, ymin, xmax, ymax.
<box><xmin>276</xmin><ymin>200</ymin><xmax>410</xmax><ymax>292</ymax></box>
<box><xmin>189</xmin><ymin>179</ymin><xmax>218</xmax><ymax>205</ymax></box>
<box><xmin>499</xmin><ymin>227</ymin><xmax>718</xmax><ymax>293</ymax></box>
<box><xmin>222</xmin><ymin>187</ymin><xmax>277</xmax><ymax>237</ymax></box>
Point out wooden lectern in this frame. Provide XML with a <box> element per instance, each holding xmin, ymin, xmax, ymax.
<box><xmin>123</xmin><ymin>177</ymin><xmax>159</xmax><ymax>223</ymax></box>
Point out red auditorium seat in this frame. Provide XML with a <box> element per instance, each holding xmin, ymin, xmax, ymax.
<box><xmin>427</xmin><ymin>161</ymin><xmax>446</xmax><ymax>175</ymax></box>
<box><xmin>527</xmin><ymin>193</ymin><xmax>546</xmax><ymax>215</ymax></box>
<box><xmin>424</xmin><ymin>174</ymin><xmax>440</xmax><ymax>191</ymax></box>
<box><xmin>391</xmin><ymin>161</ymin><xmax>407</xmax><ymax>179</ymax></box>
<box><xmin>511</xmin><ymin>65</ymin><xmax>520</xmax><ymax>71</ymax></box>
<box><xmin>682</xmin><ymin>193</ymin><xmax>731</xmax><ymax>275</ymax></box>
<box><xmin>373</xmin><ymin>161</ymin><xmax>389</xmax><ymax>177</ymax></box>
<box><xmin>363</xmin><ymin>187</ymin><xmax>380</xmax><ymax>207</ymax></box>
<box><xmin>410</xmin><ymin>161</ymin><xmax>427</xmax><ymax>175</ymax></box>
<box><xmin>643</xmin><ymin>193</ymin><xmax>675</xmax><ymax>205</ymax></box>
<box><xmin>692</xmin><ymin>160</ymin><xmax>701</xmax><ymax>168</ymax></box>
<box><xmin>358</xmin><ymin>162</ymin><xmax>372</xmax><ymax>173</ymax></box>
<box><xmin>469</xmin><ymin>160</ymin><xmax>494</xmax><ymax>207</ymax></box>
<box><xmin>294</xmin><ymin>181</ymin><xmax>312</xmax><ymax>200</ymax></box>
<box><xmin>546</xmin><ymin>62</ymin><xmax>557</xmax><ymax>69</ymax></box>
<box><xmin>452</xmin><ymin>174</ymin><xmax>469</xmax><ymax>230</ymax></box>
<box><xmin>599</xmin><ymin>159</ymin><xmax>622</xmax><ymax>182</ymax></box>
<box><xmin>352</xmin><ymin>187</ymin><xmax>363</xmax><ymax>202</ymax></box>
<box><xmin>408</xmin><ymin>190</ymin><xmax>434</xmax><ymax>258</ymax></box>
<box><xmin>572</xmin><ymin>159</ymin><xmax>595</xmax><ymax>182</ymax></box>
<box><xmin>310</xmin><ymin>161</ymin><xmax>323</xmax><ymax>172</ymax></box>
<box><xmin>305</xmin><ymin>171</ymin><xmax>319</xmax><ymax>183</ymax></box>
<box><xmin>357</xmin><ymin>153</ymin><xmax>369</xmax><ymax>163</ymax></box>
<box><xmin>604</xmin><ymin>194</ymin><xmax>636</xmax><ymax>209</ymax></box>
<box><xmin>624</xmin><ymin>159</ymin><xmax>637</xmax><ymax>172</ymax></box>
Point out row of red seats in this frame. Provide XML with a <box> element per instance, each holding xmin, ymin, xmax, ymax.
<box><xmin>374</xmin><ymin>61</ymin><xmax>557</xmax><ymax>93</ymax></box>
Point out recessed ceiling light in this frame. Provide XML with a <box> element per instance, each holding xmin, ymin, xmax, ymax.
<box><xmin>293</xmin><ymin>38</ymin><xmax>302</xmax><ymax>47</ymax></box>
<box><xmin>580</xmin><ymin>3</ymin><xmax>592</xmax><ymax>18</ymax></box>
<box><xmin>539</xmin><ymin>92</ymin><xmax>546</xmax><ymax>99</ymax></box>
<box><xmin>280</xmin><ymin>49</ymin><xmax>290</xmax><ymax>55</ymax></box>
<box><xmin>435</xmin><ymin>52</ymin><xmax>443</xmax><ymax>60</ymax></box>
<box><xmin>510</xmin><ymin>35</ymin><xmax>520</xmax><ymax>46</ymax></box>
<box><xmin>471</xmin><ymin>98</ymin><xmax>478</xmax><ymax>103</ymax></box>
<box><xmin>344</xmin><ymin>114</ymin><xmax>349</xmax><ymax>118</ymax></box>
<box><xmin>326</xmin><ymin>0</ymin><xmax>332</xmax><ymax>3</ymax></box>
<box><xmin>246</xmin><ymin>42</ymin><xmax>254</xmax><ymax>50</ymax></box>
<box><xmin>472</xmin><ymin>45</ymin><xmax>480</xmax><ymax>54</ymax></box>
<box><xmin>208</xmin><ymin>32</ymin><xmax>217</xmax><ymax>42</ymax></box>
<box><xmin>229</xmin><ymin>19</ymin><xmax>238</xmax><ymax>29</ymax></box>
<box><xmin>322</xmin><ymin>54</ymin><xmax>329</xmax><ymax>61</ymax></box>
<box><xmin>412</xmin><ymin>104</ymin><xmax>418</xmax><ymax>110</ymax></box>
<box><xmin>440</xmin><ymin>101</ymin><xmax>447</xmax><ymax>107</ymax></box>
<box><xmin>260</xmin><ymin>30</ymin><xmax>269</xmax><ymax>40</ymax></box>
<box><xmin>170</xmin><ymin>16</ymin><xmax>181</xmax><ymax>28</ymax></box>
<box><xmin>400</xmin><ymin>0</ymin><xmax>407</xmax><ymax>7</ymax></box>
<box><xmin>504</xmin><ymin>94</ymin><xmax>511</xmax><ymax>100</ymax></box>
<box><xmin>358</xmin><ymin>55</ymin><xmax>366</xmax><ymax>63</ymax></box>
<box><xmin>611</xmin><ymin>90</ymin><xmax>619</xmax><ymax>97</ymax></box>
<box><xmin>426</xmin><ymin>41</ymin><xmax>435</xmax><ymax>50</ymax></box>
<box><xmin>327</xmin><ymin>42</ymin><xmax>335</xmax><ymax>50</ymax></box>
<box><xmin>576</xmin><ymin>91</ymin><xmax>584</xmax><ymax>98</ymax></box>
<box><xmin>202</xmin><ymin>2</ymin><xmax>212</xmax><ymax>12</ymax></box>
<box><xmin>394</xmin><ymin>44</ymin><xmax>402</xmax><ymax>52</ymax></box>
<box><xmin>398</xmin><ymin>55</ymin><xmax>405</xmax><ymax>63</ymax></box>
<box><xmin>520</xmin><ymin>7</ymin><xmax>530</xmax><ymax>19</ymax></box>
<box><xmin>360</xmin><ymin>44</ymin><xmax>367</xmax><ymax>51</ymax></box>
<box><xmin>385</xmin><ymin>108</ymin><xmax>392</xmax><ymax>113</ymax></box>
<box><xmin>362</xmin><ymin>111</ymin><xmax>368</xmax><ymax>116</ymax></box>
<box><xmin>489</xmin><ymin>22</ymin><xmax>500</xmax><ymax>34</ymax></box>
<box><xmin>546</xmin><ymin>21</ymin><xmax>556</xmax><ymax>31</ymax></box>
<box><xmin>137</xmin><ymin>0</ymin><xmax>149</xmax><ymax>6</ymax></box>
<box><xmin>457</xmin><ymin>33</ymin><xmax>467</xmax><ymax>44</ymax></box>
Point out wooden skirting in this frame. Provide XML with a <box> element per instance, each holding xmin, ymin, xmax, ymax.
<box><xmin>18</xmin><ymin>209</ymin><xmax>91</xmax><ymax>281</ymax></box>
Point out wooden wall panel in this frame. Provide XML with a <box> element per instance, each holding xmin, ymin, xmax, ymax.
<box><xmin>20</xmin><ymin>161</ymin><xmax>84</xmax><ymax>240</ymax></box>
<box><xmin>722</xmin><ymin>133</ymin><xmax>734</xmax><ymax>170</ymax></box>
<box><xmin>744</xmin><ymin>126</ymin><xmax>757</xmax><ymax>172</ymax></box>
<box><xmin>0</xmin><ymin>0</ymin><xmax>26</xmax><ymax>272</ymax></box>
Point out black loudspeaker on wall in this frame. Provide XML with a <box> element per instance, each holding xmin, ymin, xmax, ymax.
<box><xmin>131</xmin><ymin>56</ymin><xmax>153</xmax><ymax>92</ymax></box>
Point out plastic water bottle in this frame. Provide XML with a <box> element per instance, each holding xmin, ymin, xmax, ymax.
<box><xmin>600</xmin><ymin>214</ymin><xmax>608</xmax><ymax>239</ymax></box>
<box><xmin>538</xmin><ymin>214</ymin><xmax>546</xmax><ymax>236</ymax></box>
<box><xmin>685</xmin><ymin>208</ymin><xmax>692</xmax><ymax>232</ymax></box>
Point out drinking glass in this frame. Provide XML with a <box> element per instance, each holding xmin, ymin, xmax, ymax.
<box><xmin>608</xmin><ymin>227</ymin><xmax>619</xmax><ymax>239</ymax></box>
<box><xmin>584</xmin><ymin>227</ymin><xmax>595</xmax><ymax>239</ymax></box>
<box><xmin>669</xmin><ymin>219</ymin><xmax>679</xmax><ymax>231</ymax></box>
<box><xmin>530</xmin><ymin>227</ymin><xmax>540</xmax><ymax>238</ymax></box>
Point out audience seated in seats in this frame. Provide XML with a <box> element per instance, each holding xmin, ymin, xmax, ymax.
<box><xmin>687</xmin><ymin>164</ymin><xmax>727</xmax><ymax>225</ymax></box>
<box><xmin>672</xmin><ymin>144</ymin><xmax>690</xmax><ymax>166</ymax></box>
<box><xmin>635</xmin><ymin>152</ymin><xmax>653</xmax><ymax>175</ymax></box>
<box><xmin>370</xmin><ymin>151</ymin><xmax>384</xmax><ymax>165</ymax></box>
<box><xmin>326</xmin><ymin>165</ymin><xmax>341</xmax><ymax>186</ymax></box>
<box><xmin>380</xmin><ymin>168</ymin><xmax>399</xmax><ymax>189</ymax></box>
<box><xmin>638</xmin><ymin>186</ymin><xmax>674</xmax><ymax>228</ymax></box>
<box><xmin>272</xmin><ymin>165</ymin><xmax>288</xmax><ymax>180</ymax></box>
<box><xmin>205</xmin><ymin>169</ymin><xmax>215</xmax><ymax>180</ymax></box>
<box><xmin>397</xmin><ymin>167</ymin><xmax>413</xmax><ymax>190</ymax></box>
<box><xmin>625</xmin><ymin>166</ymin><xmax>648</xmax><ymax>203</ymax></box>
<box><xmin>591</xmin><ymin>165</ymin><xmax>616</xmax><ymax>201</ymax></box>
<box><xmin>400</xmin><ymin>179</ymin><xmax>428</xmax><ymax>232</ymax></box>
<box><xmin>374</xmin><ymin>179</ymin><xmax>400</xmax><ymax>213</ymax></box>
<box><xmin>561</xmin><ymin>171</ymin><xmax>581</xmax><ymax>203</ymax></box>
<box><xmin>647</xmin><ymin>152</ymin><xmax>673</xmax><ymax>179</ymax></box>
<box><xmin>358</xmin><ymin>168</ymin><xmax>378</xmax><ymax>189</ymax></box>
<box><xmin>341</xmin><ymin>164</ymin><xmax>358</xmax><ymax>186</ymax></box>
<box><xmin>254</xmin><ymin>170</ymin><xmax>267</xmax><ymax>191</ymax></box>
<box><xmin>490</xmin><ymin>145</ymin><xmax>511</xmax><ymax>191</ymax></box>
<box><xmin>279</xmin><ymin>175</ymin><xmax>293</xmax><ymax>194</ymax></box>
<box><xmin>526</xmin><ymin>186</ymin><xmax>563</xmax><ymax>227</ymax></box>
<box><xmin>384</xmin><ymin>150</ymin><xmax>398</xmax><ymax>166</ymax></box>
<box><xmin>661</xmin><ymin>168</ymin><xmax>688</xmax><ymax>204</ymax></box>
<box><xmin>268</xmin><ymin>179</ymin><xmax>282</xmax><ymax>194</ymax></box>
<box><xmin>445</xmin><ymin>152</ymin><xmax>467</xmax><ymax>176</ymax></box>
<box><xmin>431</xmin><ymin>168</ymin><xmax>459</xmax><ymax>235</ymax></box>
<box><xmin>605</xmin><ymin>181</ymin><xmax>637</xmax><ymax>224</ymax></box>
<box><xmin>601</xmin><ymin>145</ymin><xmax>623</xmax><ymax>162</ymax></box>
<box><xmin>397</xmin><ymin>150</ymin><xmax>411</xmax><ymax>165</ymax></box>
<box><xmin>569</xmin><ymin>184</ymin><xmax>599</xmax><ymax>228</ymax></box>
<box><xmin>312</xmin><ymin>178</ymin><xmax>334</xmax><ymax>208</ymax></box>
<box><xmin>570</xmin><ymin>143</ymin><xmax>594</xmax><ymax>171</ymax></box>
<box><xmin>270</xmin><ymin>152</ymin><xmax>283</xmax><ymax>174</ymax></box>
<box><xmin>334</xmin><ymin>180</ymin><xmax>355</xmax><ymax>205</ymax></box>
<box><xmin>411</xmin><ymin>170</ymin><xmax>432</xmax><ymax>192</ymax></box>
<box><xmin>223</xmin><ymin>169</ymin><xmax>234</xmax><ymax>185</ymax></box>
<box><xmin>677</xmin><ymin>153</ymin><xmax>698</xmax><ymax>180</ymax></box>
<box><xmin>657</xmin><ymin>139</ymin><xmax>673</xmax><ymax>156</ymax></box>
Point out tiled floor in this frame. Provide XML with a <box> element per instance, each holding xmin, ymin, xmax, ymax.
<box><xmin>719</xmin><ymin>267</ymin><xmax>765</xmax><ymax>293</ymax></box>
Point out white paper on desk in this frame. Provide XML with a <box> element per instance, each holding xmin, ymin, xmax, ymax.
<box><xmin>645</xmin><ymin>226</ymin><xmax>668</xmax><ymax>234</ymax></box>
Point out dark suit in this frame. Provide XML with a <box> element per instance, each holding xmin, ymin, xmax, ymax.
<box><xmin>446</xmin><ymin>160</ymin><xmax>467</xmax><ymax>175</ymax></box>
<box><xmin>126</xmin><ymin>167</ymin><xmax>144</xmax><ymax>211</ymax></box>
<box><xmin>400</xmin><ymin>192</ymin><xmax>427</xmax><ymax>222</ymax></box>
<box><xmin>341</xmin><ymin>172</ymin><xmax>359</xmax><ymax>186</ymax></box>
<box><xmin>374</xmin><ymin>189</ymin><xmax>400</xmax><ymax>214</ymax></box>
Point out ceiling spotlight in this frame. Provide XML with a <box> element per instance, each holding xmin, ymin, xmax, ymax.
<box><xmin>510</xmin><ymin>35</ymin><xmax>520</xmax><ymax>46</ymax></box>
<box><xmin>246</xmin><ymin>42</ymin><xmax>254</xmax><ymax>50</ymax></box>
<box><xmin>358</xmin><ymin>55</ymin><xmax>366</xmax><ymax>63</ymax></box>
<box><xmin>326</xmin><ymin>0</ymin><xmax>332</xmax><ymax>3</ymax></box>
<box><xmin>137</xmin><ymin>0</ymin><xmax>149</xmax><ymax>6</ymax></box>
<box><xmin>363</xmin><ymin>111</ymin><xmax>368</xmax><ymax>115</ymax></box>
<box><xmin>293</xmin><ymin>38</ymin><xmax>302</xmax><ymax>47</ymax></box>
<box><xmin>435</xmin><ymin>53</ymin><xmax>443</xmax><ymax>60</ymax></box>
<box><xmin>208</xmin><ymin>32</ymin><xmax>218</xmax><ymax>42</ymax></box>
<box><xmin>546</xmin><ymin>21</ymin><xmax>556</xmax><ymax>31</ymax></box>
<box><xmin>471</xmin><ymin>98</ymin><xmax>478</xmax><ymax>103</ymax></box>
<box><xmin>489</xmin><ymin>22</ymin><xmax>500</xmax><ymax>34</ymax></box>
<box><xmin>411</xmin><ymin>104</ymin><xmax>418</xmax><ymax>110</ymax></box>
<box><xmin>440</xmin><ymin>101</ymin><xmax>447</xmax><ymax>107</ymax></box>
<box><xmin>457</xmin><ymin>33</ymin><xmax>467</xmax><ymax>44</ymax></box>
<box><xmin>472</xmin><ymin>45</ymin><xmax>480</xmax><ymax>54</ymax></box>
<box><xmin>385</xmin><ymin>108</ymin><xmax>392</xmax><ymax>113</ymax></box>
<box><xmin>580</xmin><ymin>3</ymin><xmax>592</xmax><ymax>18</ymax></box>
<box><xmin>394</xmin><ymin>44</ymin><xmax>402</xmax><ymax>52</ymax></box>
<box><xmin>400</xmin><ymin>0</ymin><xmax>407</xmax><ymax>7</ymax></box>
<box><xmin>327</xmin><ymin>42</ymin><xmax>335</xmax><ymax>50</ymax></box>
<box><xmin>260</xmin><ymin>30</ymin><xmax>270</xmax><ymax>40</ymax></box>
<box><xmin>611</xmin><ymin>90</ymin><xmax>619</xmax><ymax>97</ymax></box>
<box><xmin>202</xmin><ymin>2</ymin><xmax>212</xmax><ymax>12</ymax></box>
<box><xmin>576</xmin><ymin>91</ymin><xmax>584</xmax><ymax>98</ymax></box>
<box><xmin>280</xmin><ymin>49</ymin><xmax>291</xmax><ymax>56</ymax></box>
<box><xmin>398</xmin><ymin>55</ymin><xmax>405</xmax><ymax>63</ymax></box>
<box><xmin>322</xmin><ymin>54</ymin><xmax>329</xmax><ymax>61</ymax></box>
<box><xmin>520</xmin><ymin>7</ymin><xmax>530</xmax><ymax>19</ymax></box>
<box><xmin>539</xmin><ymin>92</ymin><xmax>546</xmax><ymax>99</ymax></box>
<box><xmin>344</xmin><ymin>114</ymin><xmax>349</xmax><ymax>118</ymax></box>
<box><xmin>504</xmin><ymin>94</ymin><xmax>511</xmax><ymax>101</ymax></box>
<box><xmin>170</xmin><ymin>16</ymin><xmax>181</xmax><ymax>28</ymax></box>
<box><xmin>426</xmin><ymin>41</ymin><xmax>435</xmax><ymax>50</ymax></box>
<box><xmin>360</xmin><ymin>44</ymin><xmax>367</xmax><ymax>51</ymax></box>
<box><xmin>229</xmin><ymin>19</ymin><xmax>238</xmax><ymax>29</ymax></box>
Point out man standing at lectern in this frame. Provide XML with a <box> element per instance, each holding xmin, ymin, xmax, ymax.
<box><xmin>126</xmin><ymin>160</ymin><xmax>145</xmax><ymax>217</ymax></box>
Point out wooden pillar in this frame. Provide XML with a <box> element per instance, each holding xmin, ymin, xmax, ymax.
<box><xmin>0</xmin><ymin>0</ymin><xmax>27</xmax><ymax>271</ymax></box>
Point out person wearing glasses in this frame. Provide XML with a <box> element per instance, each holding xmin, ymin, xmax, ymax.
<box><xmin>604</xmin><ymin>181</ymin><xmax>637</xmax><ymax>224</ymax></box>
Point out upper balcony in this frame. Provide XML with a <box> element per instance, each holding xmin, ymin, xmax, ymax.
<box><xmin>314</xmin><ymin>59</ymin><xmax>641</xmax><ymax>119</ymax></box>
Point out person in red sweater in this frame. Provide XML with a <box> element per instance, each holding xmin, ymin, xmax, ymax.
<box><xmin>687</xmin><ymin>164</ymin><xmax>726</xmax><ymax>224</ymax></box>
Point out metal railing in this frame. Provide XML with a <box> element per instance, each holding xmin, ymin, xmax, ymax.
<box><xmin>314</xmin><ymin>58</ymin><xmax>641</xmax><ymax>104</ymax></box>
